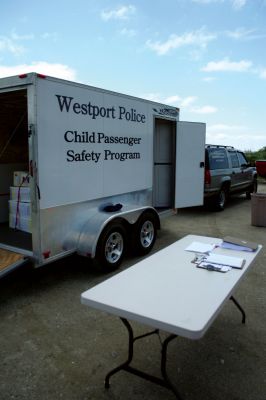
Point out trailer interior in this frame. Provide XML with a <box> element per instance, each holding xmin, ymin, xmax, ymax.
<box><xmin>0</xmin><ymin>89</ymin><xmax>32</xmax><ymax>252</ymax></box>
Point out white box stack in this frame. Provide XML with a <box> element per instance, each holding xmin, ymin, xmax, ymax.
<box><xmin>9</xmin><ymin>171</ymin><xmax>31</xmax><ymax>233</ymax></box>
<box><xmin>9</xmin><ymin>200</ymin><xmax>31</xmax><ymax>217</ymax></box>
<box><xmin>10</xmin><ymin>187</ymin><xmax>31</xmax><ymax>202</ymax></box>
<box><xmin>0</xmin><ymin>164</ymin><xmax>27</xmax><ymax>223</ymax></box>
<box><xmin>9</xmin><ymin>213</ymin><xmax>32</xmax><ymax>233</ymax></box>
<box><xmin>13</xmin><ymin>171</ymin><xmax>30</xmax><ymax>187</ymax></box>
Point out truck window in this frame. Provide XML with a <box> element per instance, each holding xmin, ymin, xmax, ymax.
<box><xmin>229</xmin><ymin>151</ymin><xmax>240</xmax><ymax>168</ymax></box>
<box><xmin>237</xmin><ymin>152</ymin><xmax>248</xmax><ymax>166</ymax></box>
<box><xmin>208</xmin><ymin>148</ymin><xmax>229</xmax><ymax>170</ymax></box>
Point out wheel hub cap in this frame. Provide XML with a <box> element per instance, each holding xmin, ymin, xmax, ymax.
<box><xmin>105</xmin><ymin>232</ymin><xmax>124</xmax><ymax>264</ymax></box>
<box><xmin>140</xmin><ymin>221</ymin><xmax>154</xmax><ymax>248</ymax></box>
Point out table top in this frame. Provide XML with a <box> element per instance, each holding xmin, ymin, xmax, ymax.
<box><xmin>81</xmin><ymin>235</ymin><xmax>262</xmax><ymax>339</ymax></box>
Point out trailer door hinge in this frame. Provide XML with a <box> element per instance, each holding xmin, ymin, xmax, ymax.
<box><xmin>28</xmin><ymin>124</ymin><xmax>34</xmax><ymax>138</ymax></box>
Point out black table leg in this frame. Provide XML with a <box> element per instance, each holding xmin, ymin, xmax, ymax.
<box><xmin>105</xmin><ymin>317</ymin><xmax>182</xmax><ymax>399</ymax></box>
<box><xmin>230</xmin><ymin>296</ymin><xmax>246</xmax><ymax>324</ymax></box>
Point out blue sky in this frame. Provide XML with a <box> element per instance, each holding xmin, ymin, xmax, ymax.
<box><xmin>1</xmin><ymin>0</ymin><xmax>266</xmax><ymax>151</ymax></box>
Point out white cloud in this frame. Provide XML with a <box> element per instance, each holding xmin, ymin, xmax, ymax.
<box><xmin>0</xmin><ymin>36</ymin><xmax>25</xmax><ymax>56</ymax></box>
<box><xmin>192</xmin><ymin>0</ymin><xmax>223</xmax><ymax>4</ymax></box>
<box><xmin>191</xmin><ymin>105</ymin><xmax>218</xmax><ymax>114</ymax></box>
<box><xmin>146</xmin><ymin>29</ymin><xmax>216</xmax><ymax>55</ymax></box>
<box><xmin>163</xmin><ymin>95</ymin><xmax>182</xmax><ymax>104</ymax></box>
<box><xmin>41</xmin><ymin>32</ymin><xmax>58</xmax><ymax>41</ymax></box>
<box><xmin>206</xmin><ymin>124</ymin><xmax>265</xmax><ymax>151</ymax></box>
<box><xmin>231</xmin><ymin>0</ymin><xmax>246</xmax><ymax>10</ymax></box>
<box><xmin>226</xmin><ymin>27</ymin><xmax>266</xmax><ymax>40</ymax></box>
<box><xmin>208</xmin><ymin>124</ymin><xmax>248</xmax><ymax>133</ymax></box>
<box><xmin>180</xmin><ymin>96</ymin><xmax>198</xmax><ymax>108</ymax></box>
<box><xmin>0</xmin><ymin>31</ymin><xmax>34</xmax><ymax>57</ymax></box>
<box><xmin>142</xmin><ymin>93</ymin><xmax>195</xmax><ymax>107</ymax></box>
<box><xmin>11</xmin><ymin>31</ymin><xmax>34</xmax><ymax>41</ymax></box>
<box><xmin>101</xmin><ymin>5</ymin><xmax>136</xmax><ymax>21</ymax></box>
<box><xmin>119</xmin><ymin>28</ymin><xmax>136</xmax><ymax>37</ymax></box>
<box><xmin>142</xmin><ymin>93</ymin><xmax>216</xmax><ymax>114</ymax></box>
<box><xmin>259</xmin><ymin>68</ymin><xmax>266</xmax><ymax>79</ymax></box>
<box><xmin>0</xmin><ymin>62</ymin><xmax>77</xmax><ymax>80</ymax></box>
<box><xmin>191</xmin><ymin>0</ymin><xmax>247</xmax><ymax>9</ymax></box>
<box><xmin>202</xmin><ymin>58</ymin><xmax>253</xmax><ymax>72</ymax></box>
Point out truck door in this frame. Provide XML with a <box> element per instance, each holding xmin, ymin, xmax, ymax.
<box><xmin>0</xmin><ymin>249</ymin><xmax>27</xmax><ymax>279</ymax></box>
<box><xmin>228</xmin><ymin>149</ymin><xmax>243</xmax><ymax>190</ymax></box>
<box><xmin>175</xmin><ymin>121</ymin><xmax>205</xmax><ymax>208</ymax></box>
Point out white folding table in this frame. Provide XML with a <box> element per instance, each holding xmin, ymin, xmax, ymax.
<box><xmin>81</xmin><ymin>235</ymin><xmax>262</xmax><ymax>399</ymax></box>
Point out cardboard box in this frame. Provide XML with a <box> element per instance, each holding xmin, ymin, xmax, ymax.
<box><xmin>0</xmin><ymin>164</ymin><xmax>28</xmax><ymax>192</ymax></box>
<box><xmin>9</xmin><ymin>213</ymin><xmax>32</xmax><ymax>233</ymax></box>
<box><xmin>13</xmin><ymin>171</ymin><xmax>30</xmax><ymax>187</ymax></box>
<box><xmin>9</xmin><ymin>200</ymin><xmax>31</xmax><ymax>218</ymax></box>
<box><xmin>10</xmin><ymin>186</ymin><xmax>31</xmax><ymax>203</ymax></box>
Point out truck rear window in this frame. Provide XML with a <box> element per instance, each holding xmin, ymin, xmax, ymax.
<box><xmin>207</xmin><ymin>148</ymin><xmax>229</xmax><ymax>170</ymax></box>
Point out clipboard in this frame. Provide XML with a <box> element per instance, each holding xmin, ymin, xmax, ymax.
<box><xmin>223</xmin><ymin>236</ymin><xmax>258</xmax><ymax>251</ymax></box>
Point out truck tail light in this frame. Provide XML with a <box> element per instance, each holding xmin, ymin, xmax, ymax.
<box><xmin>205</xmin><ymin>169</ymin><xmax>211</xmax><ymax>184</ymax></box>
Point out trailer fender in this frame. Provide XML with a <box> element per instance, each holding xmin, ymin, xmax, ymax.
<box><xmin>76</xmin><ymin>205</ymin><xmax>159</xmax><ymax>259</ymax></box>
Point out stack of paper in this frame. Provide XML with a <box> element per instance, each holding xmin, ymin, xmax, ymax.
<box><xmin>185</xmin><ymin>242</ymin><xmax>217</xmax><ymax>254</ymax></box>
<box><xmin>222</xmin><ymin>236</ymin><xmax>258</xmax><ymax>252</ymax></box>
<box><xmin>204</xmin><ymin>253</ymin><xmax>245</xmax><ymax>269</ymax></box>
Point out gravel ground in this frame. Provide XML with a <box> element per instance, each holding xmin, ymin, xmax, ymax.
<box><xmin>0</xmin><ymin>183</ymin><xmax>265</xmax><ymax>400</ymax></box>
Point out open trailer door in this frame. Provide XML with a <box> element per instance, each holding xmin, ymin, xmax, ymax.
<box><xmin>0</xmin><ymin>248</ymin><xmax>27</xmax><ymax>278</ymax></box>
<box><xmin>175</xmin><ymin>121</ymin><xmax>205</xmax><ymax>208</ymax></box>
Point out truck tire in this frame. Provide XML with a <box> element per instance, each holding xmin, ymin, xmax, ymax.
<box><xmin>133</xmin><ymin>212</ymin><xmax>157</xmax><ymax>256</ymax></box>
<box><xmin>214</xmin><ymin>187</ymin><xmax>227</xmax><ymax>211</ymax></box>
<box><xmin>246</xmin><ymin>177</ymin><xmax>257</xmax><ymax>199</ymax></box>
<box><xmin>96</xmin><ymin>223</ymin><xmax>126</xmax><ymax>271</ymax></box>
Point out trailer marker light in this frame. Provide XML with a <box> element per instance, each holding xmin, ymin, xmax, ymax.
<box><xmin>37</xmin><ymin>74</ymin><xmax>46</xmax><ymax>79</ymax></box>
<box><xmin>43</xmin><ymin>250</ymin><xmax>51</xmax><ymax>259</ymax></box>
<box><xmin>19</xmin><ymin>74</ymin><xmax>28</xmax><ymax>79</ymax></box>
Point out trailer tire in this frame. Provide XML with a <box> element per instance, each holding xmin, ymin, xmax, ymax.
<box><xmin>133</xmin><ymin>212</ymin><xmax>157</xmax><ymax>256</ymax></box>
<box><xmin>96</xmin><ymin>223</ymin><xmax>126</xmax><ymax>272</ymax></box>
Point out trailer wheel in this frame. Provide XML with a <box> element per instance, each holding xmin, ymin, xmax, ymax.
<box><xmin>96</xmin><ymin>223</ymin><xmax>126</xmax><ymax>271</ymax></box>
<box><xmin>133</xmin><ymin>212</ymin><xmax>157</xmax><ymax>256</ymax></box>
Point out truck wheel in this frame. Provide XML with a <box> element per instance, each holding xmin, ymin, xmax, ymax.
<box><xmin>96</xmin><ymin>223</ymin><xmax>126</xmax><ymax>271</ymax></box>
<box><xmin>133</xmin><ymin>212</ymin><xmax>157</xmax><ymax>256</ymax></box>
<box><xmin>214</xmin><ymin>188</ymin><xmax>227</xmax><ymax>211</ymax></box>
<box><xmin>246</xmin><ymin>178</ymin><xmax>257</xmax><ymax>199</ymax></box>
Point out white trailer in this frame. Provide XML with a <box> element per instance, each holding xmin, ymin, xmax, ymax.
<box><xmin>0</xmin><ymin>73</ymin><xmax>205</xmax><ymax>277</ymax></box>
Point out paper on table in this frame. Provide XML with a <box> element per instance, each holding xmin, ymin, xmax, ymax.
<box><xmin>197</xmin><ymin>262</ymin><xmax>231</xmax><ymax>273</ymax></box>
<box><xmin>205</xmin><ymin>253</ymin><xmax>245</xmax><ymax>269</ymax></box>
<box><xmin>185</xmin><ymin>241</ymin><xmax>217</xmax><ymax>254</ymax></box>
<box><xmin>223</xmin><ymin>236</ymin><xmax>258</xmax><ymax>251</ymax></box>
<box><xmin>220</xmin><ymin>242</ymin><xmax>253</xmax><ymax>252</ymax></box>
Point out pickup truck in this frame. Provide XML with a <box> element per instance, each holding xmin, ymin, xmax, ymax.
<box><xmin>204</xmin><ymin>145</ymin><xmax>257</xmax><ymax>210</ymax></box>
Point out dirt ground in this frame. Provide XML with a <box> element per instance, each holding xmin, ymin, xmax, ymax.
<box><xmin>0</xmin><ymin>184</ymin><xmax>266</xmax><ymax>400</ymax></box>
